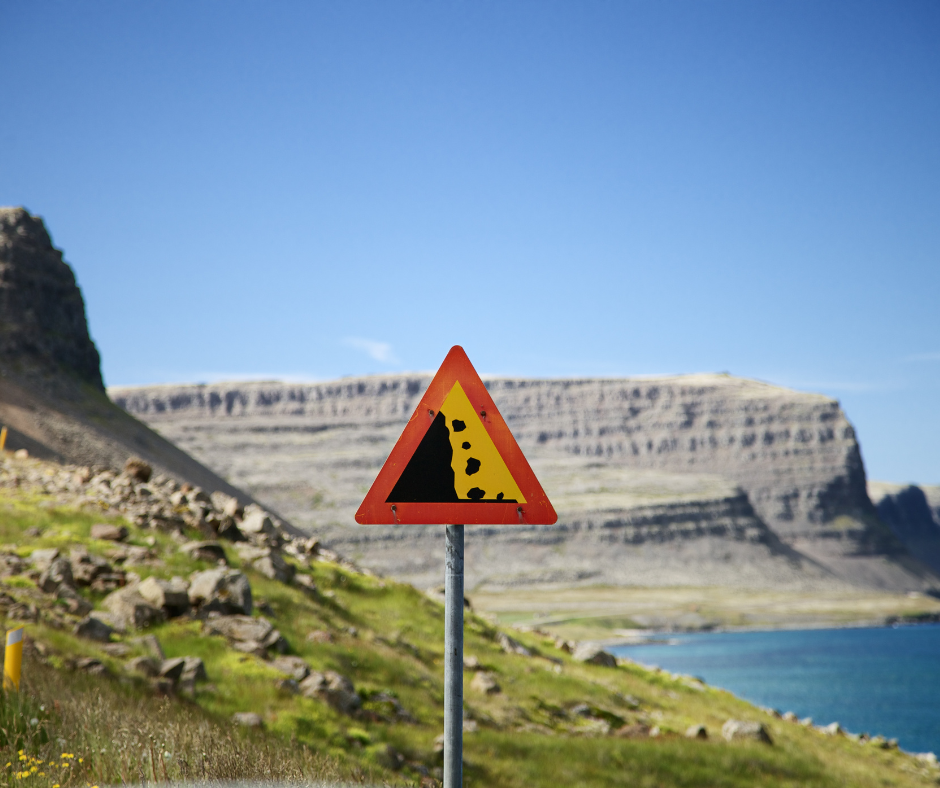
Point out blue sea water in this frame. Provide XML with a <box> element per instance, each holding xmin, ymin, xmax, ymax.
<box><xmin>611</xmin><ymin>624</ymin><xmax>940</xmax><ymax>755</ymax></box>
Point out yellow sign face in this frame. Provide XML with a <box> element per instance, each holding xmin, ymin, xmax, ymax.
<box><xmin>440</xmin><ymin>382</ymin><xmax>526</xmax><ymax>503</ymax></box>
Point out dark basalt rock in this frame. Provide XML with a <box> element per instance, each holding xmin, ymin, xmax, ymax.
<box><xmin>0</xmin><ymin>207</ymin><xmax>103</xmax><ymax>389</ymax></box>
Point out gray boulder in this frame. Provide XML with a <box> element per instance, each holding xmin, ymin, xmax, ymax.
<box><xmin>90</xmin><ymin>523</ymin><xmax>129</xmax><ymax>542</ymax></box>
<box><xmin>188</xmin><ymin>567</ymin><xmax>252</xmax><ymax>614</ymax></box>
<box><xmin>102</xmin><ymin>586</ymin><xmax>166</xmax><ymax>630</ymax></box>
<box><xmin>240</xmin><ymin>506</ymin><xmax>276</xmax><ymax>537</ymax></box>
<box><xmin>181</xmin><ymin>541</ymin><xmax>227</xmax><ymax>563</ymax></box>
<box><xmin>232</xmin><ymin>712</ymin><xmax>263</xmax><ymax>728</ymax></box>
<box><xmin>299</xmin><ymin>670</ymin><xmax>361</xmax><ymax>715</ymax></box>
<box><xmin>137</xmin><ymin>576</ymin><xmax>190</xmax><ymax>616</ymax></box>
<box><xmin>470</xmin><ymin>672</ymin><xmax>500</xmax><ymax>695</ymax></box>
<box><xmin>270</xmin><ymin>655</ymin><xmax>310</xmax><ymax>681</ymax></box>
<box><xmin>181</xmin><ymin>656</ymin><xmax>207</xmax><ymax>682</ymax></box>
<box><xmin>722</xmin><ymin>719</ymin><xmax>773</xmax><ymax>744</ymax></box>
<box><xmin>159</xmin><ymin>657</ymin><xmax>188</xmax><ymax>682</ymax></box>
<box><xmin>74</xmin><ymin>615</ymin><xmax>114</xmax><ymax>642</ymax></box>
<box><xmin>38</xmin><ymin>557</ymin><xmax>74</xmax><ymax>593</ymax></box>
<box><xmin>204</xmin><ymin>613</ymin><xmax>274</xmax><ymax>643</ymax></box>
<box><xmin>235</xmin><ymin>544</ymin><xmax>294</xmax><ymax>583</ymax></box>
<box><xmin>125</xmin><ymin>655</ymin><xmax>161</xmax><ymax>677</ymax></box>
<box><xmin>30</xmin><ymin>547</ymin><xmax>60</xmax><ymax>572</ymax></box>
<box><xmin>69</xmin><ymin>548</ymin><xmax>112</xmax><ymax>586</ymax></box>
<box><xmin>572</xmin><ymin>643</ymin><xmax>617</xmax><ymax>667</ymax></box>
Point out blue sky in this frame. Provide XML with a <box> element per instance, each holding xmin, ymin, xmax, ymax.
<box><xmin>1</xmin><ymin>1</ymin><xmax>938</xmax><ymax>484</ymax></box>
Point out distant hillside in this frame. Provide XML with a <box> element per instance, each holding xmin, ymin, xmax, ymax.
<box><xmin>869</xmin><ymin>482</ymin><xmax>940</xmax><ymax>575</ymax></box>
<box><xmin>111</xmin><ymin>375</ymin><xmax>938</xmax><ymax>593</ymax></box>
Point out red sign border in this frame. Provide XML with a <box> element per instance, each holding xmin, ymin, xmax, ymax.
<box><xmin>355</xmin><ymin>346</ymin><xmax>557</xmax><ymax>525</ymax></box>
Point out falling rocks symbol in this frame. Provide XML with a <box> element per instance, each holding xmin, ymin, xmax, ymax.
<box><xmin>387</xmin><ymin>412</ymin><xmax>459</xmax><ymax>503</ymax></box>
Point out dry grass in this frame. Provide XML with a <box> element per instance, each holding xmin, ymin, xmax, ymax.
<box><xmin>0</xmin><ymin>657</ymin><xmax>378</xmax><ymax>788</ymax></box>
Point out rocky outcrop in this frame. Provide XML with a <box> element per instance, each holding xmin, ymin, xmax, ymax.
<box><xmin>0</xmin><ymin>208</ymin><xmax>102</xmax><ymax>388</ymax></box>
<box><xmin>111</xmin><ymin>376</ymin><xmax>938</xmax><ymax>592</ymax></box>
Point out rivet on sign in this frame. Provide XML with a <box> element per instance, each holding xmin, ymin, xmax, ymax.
<box><xmin>517</xmin><ymin>506</ymin><xmax>524</xmax><ymax>522</ymax></box>
<box><xmin>480</xmin><ymin>410</ymin><xmax>486</xmax><ymax>419</ymax></box>
<box><xmin>428</xmin><ymin>409</ymin><xmax>435</xmax><ymax>417</ymax></box>
<box><xmin>390</xmin><ymin>504</ymin><xmax>399</xmax><ymax>524</ymax></box>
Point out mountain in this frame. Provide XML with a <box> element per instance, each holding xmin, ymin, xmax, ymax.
<box><xmin>111</xmin><ymin>375</ymin><xmax>939</xmax><ymax>593</ymax></box>
<box><xmin>0</xmin><ymin>206</ymin><xmax>268</xmax><ymax>509</ymax></box>
<box><xmin>869</xmin><ymin>482</ymin><xmax>940</xmax><ymax>576</ymax></box>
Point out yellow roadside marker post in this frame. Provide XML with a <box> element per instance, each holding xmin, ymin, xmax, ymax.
<box><xmin>4</xmin><ymin>627</ymin><xmax>24</xmax><ymax>690</ymax></box>
<box><xmin>0</xmin><ymin>426</ymin><xmax>7</xmax><ymax>452</ymax></box>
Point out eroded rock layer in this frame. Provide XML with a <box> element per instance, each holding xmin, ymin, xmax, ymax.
<box><xmin>111</xmin><ymin>375</ymin><xmax>937</xmax><ymax>591</ymax></box>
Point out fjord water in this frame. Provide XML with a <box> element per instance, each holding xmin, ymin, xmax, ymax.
<box><xmin>612</xmin><ymin>624</ymin><xmax>940</xmax><ymax>755</ymax></box>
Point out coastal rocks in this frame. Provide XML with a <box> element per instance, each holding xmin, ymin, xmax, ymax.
<box><xmin>188</xmin><ymin>568</ymin><xmax>252</xmax><ymax>615</ymax></box>
<box><xmin>722</xmin><ymin>719</ymin><xmax>773</xmax><ymax>744</ymax></box>
<box><xmin>571</xmin><ymin>644</ymin><xmax>617</xmax><ymax>667</ymax></box>
<box><xmin>299</xmin><ymin>670</ymin><xmax>361</xmax><ymax>715</ymax></box>
<box><xmin>124</xmin><ymin>457</ymin><xmax>152</xmax><ymax>483</ymax></box>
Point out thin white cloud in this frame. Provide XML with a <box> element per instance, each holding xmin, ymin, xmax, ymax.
<box><xmin>904</xmin><ymin>352</ymin><xmax>940</xmax><ymax>362</ymax></box>
<box><xmin>343</xmin><ymin>337</ymin><xmax>399</xmax><ymax>364</ymax></box>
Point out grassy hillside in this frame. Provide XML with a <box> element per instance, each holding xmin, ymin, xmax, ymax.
<box><xmin>0</xmin><ymin>473</ymin><xmax>938</xmax><ymax>787</ymax></box>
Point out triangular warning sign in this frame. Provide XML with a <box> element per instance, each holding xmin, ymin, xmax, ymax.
<box><xmin>355</xmin><ymin>346</ymin><xmax>557</xmax><ymax>525</ymax></box>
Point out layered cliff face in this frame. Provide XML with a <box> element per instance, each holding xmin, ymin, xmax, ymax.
<box><xmin>0</xmin><ymin>208</ymin><xmax>103</xmax><ymax>389</ymax></box>
<box><xmin>111</xmin><ymin>375</ymin><xmax>936</xmax><ymax>591</ymax></box>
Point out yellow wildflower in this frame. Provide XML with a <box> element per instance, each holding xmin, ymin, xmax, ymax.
<box><xmin>53</xmin><ymin>784</ymin><xmax>60</xmax><ymax>787</ymax></box>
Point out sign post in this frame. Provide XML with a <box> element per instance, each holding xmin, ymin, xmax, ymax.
<box><xmin>444</xmin><ymin>524</ymin><xmax>464</xmax><ymax>787</ymax></box>
<box><xmin>356</xmin><ymin>346</ymin><xmax>556</xmax><ymax>788</ymax></box>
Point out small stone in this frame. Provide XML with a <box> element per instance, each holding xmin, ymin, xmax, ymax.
<box><xmin>91</xmin><ymin>523</ymin><xmax>129</xmax><ymax>542</ymax></box>
<box><xmin>159</xmin><ymin>657</ymin><xmax>187</xmax><ymax>682</ymax></box>
<box><xmin>240</xmin><ymin>506</ymin><xmax>276</xmax><ymax>536</ymax></box>
<box><xmin>74</xmin><ymin>616</ymin><xmax>114</xmax><ymax>642</ymax></box>
<box><xmin>782</xmin><ymin>711</ymin><xmax>798</xmax><ymax>722</ymax></box>
<box><xmin>571</xmin><ymin>643</ymin><xmax>617</xmax><ymax>667</ymax></box>
<box><xmin>181</xmin><ymin>541</ymin><xmax>227</xmax><ymax>564</ymax></box>
<box><xmin>463</xmin><ymin>655</ymin><xmax>481</xmax><ymax>670</ymax></box>
<box><xmin>181</xmin><ymin>656</ymin><xmax>207</xmax><ymax>682</ymax></box>
<box><xmin>299</xmin><ymin>670</ymin><xmax>361</xmax><ymax>714</ymax></box>
<box><xmin>131</xmin><ymin>634</ymin><xmax>166</xmax><ymax>660</ymax></box>
<box><xmin>125</xmin><ymin>656</ymin><xmax>161</xmax><ymax>677</ymax></box>
<box><xmin>102</xmin><ymin>586</ymin><xmax>166</xmax><ymax>630</ymax></box>
<box><xmin>39</xmin><ymin>561</ymin><xmax>76</xmax><ymax>596</ymax></box>
<box><xmin>470</xmin><ymin>672</ymin><xmax>500</xmax><ymax>695</ymax></box>
<box><xmin>124</xmin><ymin>458</ymin><xmax>152</xmax><ymax>483</ymax></box>
<box><xmin>271</xmin><ymin>655</ymin><xmax>310</xmax><ymax>681</ymax></box>
<box><xmin>294</xmin><ymin>573</ymin><xmax>317</xmax><ymax>593</ymax></box>
<box><xmin>137</xmin><ymin>576</ymin><xmax>190</xmax><ymax>616</ymax></box>
<box><xmin>56</xmin><ymin>585</ymin><xmax>92</xmax><ymax>616</ymax></box>
<box><xmin>722</xmin><ymin>719</ymin><xmax>773</xmax><ymax>744</ymax></box>
<box><xmin>821</xmin><ymin>722</ymin><xmax>843</xmax><ymax>736</ymax></box>
<box><xmin>75</xmin><ymin>657</ymin><xmax>107</xmax><ymax>676</ymax></box>
<box><xmin>307</xmin><ymin>630</ymin><xmax>333</xmax><ymax>644</ymax></box>
<box><xmin>232</xmin><ymin>712</ymin><xmax>264</xmax><ymax>728</ymax></box>
<box><xmin>685</xmin><ymin>724</ymin><xmax>708</xmax><ymax>739</ymax></box>
<box><xmin>101</xmin><ymin>643</ymin><xmax>131</xmax><ymax>658</ymax></box>
<box><xmin>29</xmin><ymin>547</ymin><xmax>60</xmax><ymax>572</ymax></box>
<box><xmin>188</xmin><ymin>568</ymin><xmax>252</xmax><ymax>615</ymax></box>
<box><xmin>204</xmin><ymin>613</ymin><xmax>273</xmax><ymax>643</ymax></box>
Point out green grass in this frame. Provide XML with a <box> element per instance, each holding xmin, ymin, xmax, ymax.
<box><xmin>1</xmin><ymin>488</ymin><xmax>939</xmax><ymax>787</ymax></box>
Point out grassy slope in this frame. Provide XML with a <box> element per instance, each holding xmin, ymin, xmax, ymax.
<box><xmin>0</xmin><ymin>490</ymin><xmax>937</xmax><ymax>788</ymax></box>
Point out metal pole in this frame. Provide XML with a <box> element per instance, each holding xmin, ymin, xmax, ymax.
<box><xmin>444</xmin><ymin>524</ymin><xmax>464</xmax><ymax>788</ymax></box>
